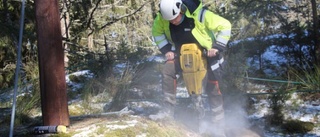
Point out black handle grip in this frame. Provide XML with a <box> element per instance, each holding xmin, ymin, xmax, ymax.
<box><xmin>203</xmin><ymin>49</ymin><xmax>207</xmax><ymax>57</ymax></box>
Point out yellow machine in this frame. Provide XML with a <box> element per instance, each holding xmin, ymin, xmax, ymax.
<box><xmin>180</xmin><ymin>43</ymin><xmax>207</xmax><ymax>118</ymax></box>
<box><xmin>180</xmin><ymin>43</ymin><xmax>207</xmax><ymax>95</ymax></box>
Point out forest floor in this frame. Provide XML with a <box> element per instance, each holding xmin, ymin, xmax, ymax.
<box><xmin>0</xmin><ymin>60</ymin><xmax>319</xmax><ymax>137</ymax></box>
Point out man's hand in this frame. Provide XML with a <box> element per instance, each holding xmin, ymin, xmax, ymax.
<box><xmin>165</xmin><ymin>51</ymin><xmax>175</xmax><ymax>61</ymax></box>
<box><xmin>207</xmin><ymin>48</ymin><xmax>219</xmax><ymax>57</ymax></box>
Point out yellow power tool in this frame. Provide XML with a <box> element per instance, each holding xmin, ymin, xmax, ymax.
<box><xmin>180</xmin><ymin>43</ymin><xmax>207</xmax><ymax>95</ymax></box>
<box><xmin>179</xmin><ymin>43</ymin><xmax>207</xmax><ymax>119</ymax></box>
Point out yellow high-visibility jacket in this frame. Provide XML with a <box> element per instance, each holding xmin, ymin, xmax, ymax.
<box><xmin>152</xmin><ymin>1</ymin><xmax>231</xmax><ymax>54</ymax></box>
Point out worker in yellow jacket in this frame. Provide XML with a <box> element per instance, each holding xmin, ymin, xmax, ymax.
<box><xmin>152</xmin><ymin>0</ymin><xmax>231</xmax><ymax>136</ymax></box>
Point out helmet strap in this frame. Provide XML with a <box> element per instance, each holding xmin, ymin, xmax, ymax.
<box><xmin>177</xmin><ymin>14</ymin><xmax>185</xmax><ymax>25</ymax></box>
<box><xmin>180</xmin><ymin>3</ymin><xmax>187</xmax><ymax>14</ymax></box>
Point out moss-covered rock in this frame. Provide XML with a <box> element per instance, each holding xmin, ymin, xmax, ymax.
<box><xmin>68</xmin><ymin>74</ymin><xmax>87</xmax><ymax>83</ymax></box>
<box><xmin>282</xmin><ymin>120</ymin><xmax>314</xmax><ymax>133</ymax></box>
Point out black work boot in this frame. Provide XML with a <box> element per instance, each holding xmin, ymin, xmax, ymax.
<box><xmin>206</xmin><ymin>81</ymin><xmax>226</xmax><ymax>137</ymax></box>
<box><xmin>163</xmin><ymin>102</ymin><xmax>175</xmax><ymax>118</ymax></box>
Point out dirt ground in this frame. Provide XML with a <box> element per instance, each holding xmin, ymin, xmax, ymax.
<box><xmin>0</xmin><ymin>61</ymin><xmax>262</xmax><ymax>137</ymax></box>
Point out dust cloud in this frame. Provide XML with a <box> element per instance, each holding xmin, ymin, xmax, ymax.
<box><xmin>173</xmin><ymin>90</ymin><xmax>261</xmax><ymax>137</ymax></box>
<box><xmin>223</xmin><ymin>90</ymin><xmax>261</xmax><ymax>137</ymax></box>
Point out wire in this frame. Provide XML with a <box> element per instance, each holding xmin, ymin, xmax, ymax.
<box><xmin>245</xmin><ymin>76</ymin><xmax>302</xmax><ymax>84</ymax></box>
<box><xmin>246</xmin><ymin>89</ymin><xmax>320</xmax><ymax>96</ymax></box>
<box><xmin>10</xmin><ymin>0</ymin><xmax>25</xmax><ymax>136</ymax></box>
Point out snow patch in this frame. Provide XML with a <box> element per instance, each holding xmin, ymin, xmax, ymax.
<box><xmin>105</xmin><ymin>120</ymin><xmax>138</xmax><ymax>130</ymax></box>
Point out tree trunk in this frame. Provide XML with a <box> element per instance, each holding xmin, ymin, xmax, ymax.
<box><xmin>88</xmin><ymin>33</ymin><xmax>93</xmax><ymax>50</ymax></box>
<box><xmin>61</xmin><ymin>0</ymin><xmax>71</xmax><ymax>69</ymax></box>
<box><xmin>311</xmin><ymin>0</ymin><xmax>319</xmax><ymax>65</ymax></box>
<box><xmin>35</xmin><ymin>0</ymin><xmax>70</xmax><ymax>126</ymax></box>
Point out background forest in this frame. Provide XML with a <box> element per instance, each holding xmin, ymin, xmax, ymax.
<box><xmin>0</xmin><ymin>0</ymin><xmax>319</xmax><ymax>136</ymax></box>
<box><xmin>0</xmin><ymin>0</ymin><xmax>319</xmax><ymax>90</ymax></box>
<box><xmin>0</xmin><ymin>0</ymin><xmax>319</xmax><ymax>89</ymax></box>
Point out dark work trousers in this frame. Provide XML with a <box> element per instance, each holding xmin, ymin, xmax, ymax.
<box><xmin>206</xmin><ymin>53</ymin><xmax>225</xmax><ymax>127</ymax></box>
<box><xmin>161</xmin><ymin>59</ymin><xmax>180</xmax><ymax>106</ymax></box>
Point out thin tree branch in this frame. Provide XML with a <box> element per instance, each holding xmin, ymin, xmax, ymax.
<box><xmin>96</xmin><ymin>2</ymin><xmax>149</xmax><ymax>33</ymax></box>
<box><xmin>86</xmin><ymin>0</ymin><xmax>103</xmax><ymax>30</ymax></box>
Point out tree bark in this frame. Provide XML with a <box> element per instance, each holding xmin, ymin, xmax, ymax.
<box><xmin>61</xmin><ymin>0</ymin><xmax>71</xmax><ymax>68</ymax></box>
<box><xmin>35</xmin><ymin>0</ymin><xmax>70</xmax><ymax>126</ymax></box>
<box><xmin>311</xmin><ymin>0</ymin><xmax>319</xmax><ymax>65</ymax></box>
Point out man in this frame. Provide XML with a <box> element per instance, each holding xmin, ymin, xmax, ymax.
<box><xmin>151</xmin><ymin>0</ymin><xmax>231</xmax><ymax>136</ymax></box>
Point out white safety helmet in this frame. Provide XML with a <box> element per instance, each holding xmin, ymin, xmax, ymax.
<box><xmin>159</xmin><ymin>0</ymin><xmax>183</xmax><ymax>20</ymax></box>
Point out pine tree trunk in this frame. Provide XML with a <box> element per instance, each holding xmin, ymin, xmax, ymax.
<box><xmin>311</xmin><ymin>0</ymin><xmax>319</xmax><ymax>65</ymax></box>
<box><xmin>35</xmin><ymin>0</ymin><xmax>70</xmax><ymax>126</ymax></box>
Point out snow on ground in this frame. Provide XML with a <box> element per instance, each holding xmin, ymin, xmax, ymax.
<box><xmin>250</xmin><ymin>98</ymin><xmax>320</xmax><ymax>136</ymax></box>
<box><xmin>72</xmin><ymin>124</ymin><xmax>99</xmax><ymax>137</ymax></box>
<box><xmin>246</xmin><ymin>86</ymin><xmax>320</xmax><ymax>137</ymax></box>
<box><xmin>66</xmin><ymin>70</ymin><xmax>94</xmax><ymax>91</ymax></box>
